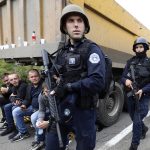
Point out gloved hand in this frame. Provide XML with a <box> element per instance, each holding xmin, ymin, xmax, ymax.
<box><xmin>54</xmin><ymin>83</ymin><xmax>66</xmax><ymax>98</ymax></box>
<box><xmin>54</xmin><ymin>83</ymin><xmax>73</xmax><ymax>98</ymax></box>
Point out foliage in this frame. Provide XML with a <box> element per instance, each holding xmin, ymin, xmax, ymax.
<box><xmin>0</xmin><ymin>60</ymin><xmax>41</xmax><ymax>85</ymax></box>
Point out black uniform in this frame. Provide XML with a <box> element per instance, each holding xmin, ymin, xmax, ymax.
<box><xmin>45</xmin><ymin>38</ymin><xmax>106</xmax><ymax>150</ymax></box>
<box><xmin>121</xmin><ymin>55</ymin><xmax>150</xmax><ymax>147</ymax></box>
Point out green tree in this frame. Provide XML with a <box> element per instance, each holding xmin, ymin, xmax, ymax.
<box><xmin>0</xmin><ymin>60</ymin><xmax>40</xmax><ymax>85</ymax></box>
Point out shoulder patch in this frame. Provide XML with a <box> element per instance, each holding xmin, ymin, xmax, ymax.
<box><xmin>89</xmin><ymin>53</ymin><xmax>100</xmax><ymax>64</ymax></box>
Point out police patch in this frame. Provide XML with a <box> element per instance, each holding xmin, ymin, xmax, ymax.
<box><xmin>69</xmin><ymin>58</ymin><xmax>75</xmax><ymax>64</ymax></box>
<box><xmin>89</xmin><ymin>53</ymin><xmax>100</xmax><ymax>63</ymax></box>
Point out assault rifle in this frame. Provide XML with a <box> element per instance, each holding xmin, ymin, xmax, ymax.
<box><xmin>41</xmin><ymin>49</ymin><xmax>63</xmax><ymax>148</ymax></box>
<box><xmin>130</xmin><ymin>65</ymin><xmax>139</xmax><ymax>111</ymax></box>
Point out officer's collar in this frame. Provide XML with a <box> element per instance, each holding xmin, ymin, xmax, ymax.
<box><xmin>67</xmin><ymin>38</ymin><xmax>86</xmax><ymax>51</ymax></box>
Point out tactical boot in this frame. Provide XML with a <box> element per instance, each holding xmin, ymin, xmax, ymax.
<box><xmin>141</xmin><ymin>125</ymin><xmax>148</xmax><ymax>139</ymax></box>
<box><xmin>129</xmin><ymin>143</ymin><xmax>138</xmax><ymax>150</ymax></box>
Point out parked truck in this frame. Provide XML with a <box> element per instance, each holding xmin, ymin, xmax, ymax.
<box><xmin>0</xmin><ymin>0</ymin><xmax>150</xmax><ymax>127</ymax></box>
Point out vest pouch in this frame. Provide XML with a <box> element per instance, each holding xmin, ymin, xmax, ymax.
<box><xmin>66</xmin><ymin>53</ymin><xmax>83</xmax><ymax>72</ymax></box>
<box><xmin>134</xmin><ymin>62</ymin><xmax>150</xmax><ymax>88</ymax></box>
<box><xmin>136</xmin><ymin>65</ymin><xmax>150</xmax><ymax>78</ymax></box>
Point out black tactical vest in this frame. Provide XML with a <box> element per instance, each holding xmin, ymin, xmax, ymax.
<box><xmin>128</xmin><ymin>56</ymin><xmax>150</xmax><ymax>88</ymax></box>
<box><xmin>56</xmin><ymin>39</ymin><xmax>98</xmax><ymax>109</ymax></box>
<box><xmin>58</xmin><ymin>39</ymin><xmax>94</xmax><ymax>83</ymax></box>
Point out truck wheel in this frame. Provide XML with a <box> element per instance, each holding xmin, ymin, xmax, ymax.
<box><xmin>96</xmin><ymin>82</ymin><xmax>124</xmax><ymax>127</ymax></box>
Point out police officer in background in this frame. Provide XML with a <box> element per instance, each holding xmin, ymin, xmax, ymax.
<box><xmin>44</xmin><ymin>4</ymin><xmax>105</xmax><ymax>150</ymax></box>
<box><xmin>121</xmin><ymin>37</ymin><xmax>150</xmax><ymax>150</ymax></box>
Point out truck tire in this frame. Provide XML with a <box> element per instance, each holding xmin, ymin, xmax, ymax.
<box><xmin>96</xmin><ymin>81</ymin><xmax>124</xmax><ymax>127</ymax></box>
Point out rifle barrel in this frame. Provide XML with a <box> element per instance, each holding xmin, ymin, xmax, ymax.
<box><xmin>41</xmin><ymin>49</ymin><xmax>63</xmax><ymax>148</ymax></box>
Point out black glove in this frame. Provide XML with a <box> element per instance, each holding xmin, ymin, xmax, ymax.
<box><xmin>54</xmin><ymin>83</ymin><xmax>66</xmax><ymax>98</ymax></box>
<box><xmin>54</xmin><ymin>83</ymin><xmax>72</xmax><ymax>98</ymax></box>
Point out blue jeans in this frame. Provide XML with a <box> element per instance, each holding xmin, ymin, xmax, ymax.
<box><xmin>31</xmin><ymin>111</ymin><xmax>45</xmax><ymax>142</ymax></box>
<box><xmin>4</xmin><ymin>103</ymin><xmax>18</xmax><ymax>128</ymax></box>
<box><xmin>12</xmin><ymin>105</ymin><xmax>33</xmax><ymax>133</ymax></box>
<box><xmin>127</xmin><ymin>95</ymin><xmax>150</xmax><ymax>145</ymax></box>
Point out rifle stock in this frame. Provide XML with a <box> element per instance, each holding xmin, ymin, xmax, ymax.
<box><xmin>41</xmin><ymin>49</ymin><xmax>63</xmax><ymax>148</ymax></box>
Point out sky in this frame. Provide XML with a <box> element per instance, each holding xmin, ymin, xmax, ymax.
<box><xmin>115</xmin><ymin>0</ymin><xmax>150</xmax><ymax>30</ymax></box>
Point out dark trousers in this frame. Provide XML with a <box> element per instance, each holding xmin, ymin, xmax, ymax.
<box><xmin>4</xmin><ymin>103</ymin><xmax>17</xmax><ymax>128</ymax></box>
<box><xmin>127</xmin><ymin>95</ymin><xmax>150</xmax><ymax>145</ymax></box>
<box><xmin>45</xmin><ymin>107</ymin><xmax>96</xmax><ymax>150</ymax></box>
<box><xmin>45</xmin><ymin>126</ymin><xmax>69</xmax><ymax>150</ymax></box>
<box><xmin>74</xmin><ymin>108</ymin><xmax>96</xmax><ymax>150</ymax></box>
<box><xmin>0</xmin><ymin>95</ymin><xmax>10</xmax><ymax>119</ymax></box>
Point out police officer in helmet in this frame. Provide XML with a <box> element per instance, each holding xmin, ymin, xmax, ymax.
<box><xmin>44</xmin><ymin>4</ymin><xmax>105</xmax><ymax>150</ymax></box>
<box><xmin>121</xmin><ymin>37</ymin><xmax>150</xmax><ymax>150</ymax></box>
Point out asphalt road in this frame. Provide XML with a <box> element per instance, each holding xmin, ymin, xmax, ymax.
<box><xmin>95</xmin><ymin>112</ymin><xmax>150</xmax><ymax>150</ymax></box>
<box><xmin>0</xmin><ymin>111</ymin><xmax>150</xmax><ymax>150</ymax></box>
